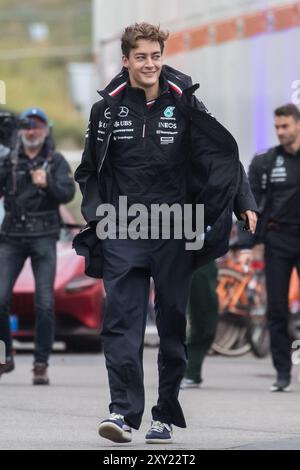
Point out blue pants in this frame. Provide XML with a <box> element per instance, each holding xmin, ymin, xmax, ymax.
<box><xmin>0</xmin><ymin>236</ymin><xmax>57</xmax><ymax>364</ymax></box>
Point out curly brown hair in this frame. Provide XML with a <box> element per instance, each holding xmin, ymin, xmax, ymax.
<box><xmin>121</xmin><ymin>22</ymin><xmax>169</xmax><ymax>58</ymax></box>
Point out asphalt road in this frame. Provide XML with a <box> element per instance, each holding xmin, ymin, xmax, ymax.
<box><xmin>1</xmin><ymin>348</ymin><xmax>300</xmax><ymax>450</ymax></box>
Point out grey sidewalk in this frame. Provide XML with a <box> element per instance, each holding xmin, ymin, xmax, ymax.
<box><xmin>1</xmin><ymin>348</ymin><xmax>300</xmax><ymax>450</ymax></box>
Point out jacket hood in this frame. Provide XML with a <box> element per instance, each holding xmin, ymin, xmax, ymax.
<box><xmin>98</xmin><ymin>64</ymin><xmax>199</xmax><ymax>103</ymax></box>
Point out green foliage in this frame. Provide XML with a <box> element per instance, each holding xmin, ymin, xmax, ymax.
<box><xmin>0</xmin><ymin>0</ymin><xmax>92</xmax><ymax>148</ymax></box>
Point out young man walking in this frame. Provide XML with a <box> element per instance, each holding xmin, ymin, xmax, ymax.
<box><xmin>74</xmin><ymin>23</ymin><xmax>257</xmax><ymax>444</ymax></box>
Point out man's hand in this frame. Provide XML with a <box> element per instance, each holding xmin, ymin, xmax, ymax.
<box><xmin>240</xmin><ymin>210</ymin><xmax>257</xmax><ymax>235</ymax></box>
<box><xmin>31</xmin><ymin>169</ymin><xmax>48</xmax><ymax>188</ymax></box>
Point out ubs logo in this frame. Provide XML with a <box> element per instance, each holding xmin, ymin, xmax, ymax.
<box><xmin>118</xmin><ymin>106</ymin><xmax>129</xmax><ymax>118</ymax></box>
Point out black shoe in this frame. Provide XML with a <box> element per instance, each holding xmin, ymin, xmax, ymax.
<box><xmin>270</xmin><ymin>376</ymin><xmax>291</xmax><ymax>392</ymax></box>
<box><xmin>145</xmin><ymin>420</ymin><xmax>173</xmax><ymax>444</ymax></box>
<box><xmin>32</xmin><ymin>363</ymin><xmax>50</xmax><ymax>385</ymax></box>
<box><xmin>98</xmin><ymin>413</ymin><xmax>132</xmax><ymax>443</ymax></box>
<box><xmin>0</xmin><ymin>359</ymin><xmax>15</xmax><ymax>378</ymax></box>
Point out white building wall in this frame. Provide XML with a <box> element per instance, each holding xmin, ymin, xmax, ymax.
<box><xmin>93</xmin><ymin>0</ymin><xmax>292</xmax><ymax>41</ymax></box>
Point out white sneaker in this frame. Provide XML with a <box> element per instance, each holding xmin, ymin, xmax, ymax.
<box><xmin>269</xmin><ymin>377</ymin><xmax>291</xmax><ymax>392</ymax></box>
<box><xmin>180</xmin><ymin>378</ymin><xmax>201</xmax><ymax>389</ymax></box>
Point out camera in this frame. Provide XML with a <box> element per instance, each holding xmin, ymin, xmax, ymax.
<box><xmin>0</xmin><ymin>111</ymin><xmax>38</xmax><ymax>166</ymax></box>
<box><xmin>0</xmin><ymin>112</ymin><xmax>34</xmax><ymax>156</ymax></box>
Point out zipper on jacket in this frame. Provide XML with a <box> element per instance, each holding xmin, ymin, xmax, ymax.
<box><xmin>98</xmin><ymin>132</ymin><xmax>112</xmax><ymax>174</ymax></box>
<box><xmin>142</xmin><ymin>117</ymin><xmax>146</xmax><ymax>150</ymax></box>
<box><xmin>142</xmin><ymin>117</ymin><xmax>146</xmax><ymax>138</ymax></box>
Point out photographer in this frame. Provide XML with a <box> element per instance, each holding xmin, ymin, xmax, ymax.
<box><xmin>0</xmin><ymin>107</ymin><xmax>75</xmax><ymax>385</ymax></box>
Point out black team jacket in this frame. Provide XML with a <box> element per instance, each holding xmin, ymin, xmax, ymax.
<box><xmin>73</xmin><ymin>65</ymin><xmax>258</xmax><ymax>277</ymax></box>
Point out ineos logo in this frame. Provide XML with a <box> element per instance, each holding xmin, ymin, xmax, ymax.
<box><xmin>104</xmin><ymin>108</ymin><xmax>111</xmax><ymax>120</ymax></box>
<box><xmin>118</xmin><ymin>106</ymin><xmax>129</xmax><ymax>118</ymax></box>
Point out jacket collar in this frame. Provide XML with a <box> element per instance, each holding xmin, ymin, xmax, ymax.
<box><xmin>97</xmin><ymin>64</ymin><xmax>199</xmax><ymax>106</ymax></box>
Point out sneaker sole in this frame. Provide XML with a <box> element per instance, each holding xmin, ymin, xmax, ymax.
<box><xmin>180</xmin><ymin>384</ymin><xmax>200</xmax><ymax>390</ymax></box>
<box><xmin>270</xmin><ymin>385</ymin><xmax>291</xmax><ymax>392</ymax></box>
<box><xmin>145</xmin><ymin>438</ymin><xmax>173</xmax><ymax>444</ymax></box>
<box><xmin>98</xmin><ymin>422</ymin><xmax>132</xmax><ymax>443</ymax></box>
<box><xmin>33</xmin><ymin>380</ymin><xmax>50</xmax><ymax>385</ymax></box>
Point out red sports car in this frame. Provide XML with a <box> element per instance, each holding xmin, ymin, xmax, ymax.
<box><xmin>0</xmin><ymin>201</ymin><xmax>105</xmax><ymax>351</ymax></box>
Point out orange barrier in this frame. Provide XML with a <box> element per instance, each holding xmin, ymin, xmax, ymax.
<box><xmin>165</xmin><ymin>2</ymin><xmax>300</xmax><ymax>55</ymax></box>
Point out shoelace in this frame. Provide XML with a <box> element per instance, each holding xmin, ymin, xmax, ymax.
<box><xmin>109</xmin><ymin>413</ymin><xmax>131</xmax><ymax>432</ymax></box>
<box><xmin>110</xmin><ymin>413</ymin><xmax>124</xmax><ymax>421</ymax></box>
<box><xmin>151</xmin><ymin>421</ymin><xmax>169</xmax><ymax>433</ymax></box>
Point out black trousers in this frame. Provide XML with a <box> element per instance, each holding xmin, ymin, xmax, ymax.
<box><xmin>0</xmin><ymin>236</ymin><xmax>57</xmax><ymax>364</ymax></box>
<box><xmin>101</xmin><ymin>237</ymin><xmax>194</xmax><ymax>430</ymax></box>
<box><xmin>264</xmin><ymin>230</ymin><xmax>300</xmax><ymax>379</ymax></box>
